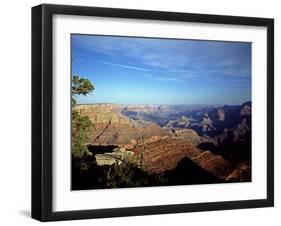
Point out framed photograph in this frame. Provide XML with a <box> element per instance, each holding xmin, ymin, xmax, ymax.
<box><xmin>32</xmin><ymin>4</ymin><xmax>274</xmax><ymax>221</ymax></box>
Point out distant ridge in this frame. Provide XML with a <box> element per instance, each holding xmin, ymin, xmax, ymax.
<box><xmin>76</xmin><ymin>101</ymin><xmax>251</xmax><ymax>107</ymax></box>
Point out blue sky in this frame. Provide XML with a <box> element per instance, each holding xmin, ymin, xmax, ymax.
<box><xmin>72</xmin><ymin>34</ymin><xmax>251</xmax><ymax>105</ymax></box>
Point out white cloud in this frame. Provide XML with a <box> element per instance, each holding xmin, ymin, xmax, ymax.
<box><xmin>97</xmin><ymin>60</ymin><xmax>150</xmax><ymax>71</ymax></box>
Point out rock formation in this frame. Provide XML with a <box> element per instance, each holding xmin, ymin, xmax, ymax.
<box><xmin>74</xmin><ymin>101</ymin><xmax>252</xmax><ymax>183</ymax></box>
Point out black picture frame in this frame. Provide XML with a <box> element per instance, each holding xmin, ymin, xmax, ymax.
<box><xmin>32</xmin><ymin>3</ymin><xmax>274</xmax><ymax>222</ymax></box>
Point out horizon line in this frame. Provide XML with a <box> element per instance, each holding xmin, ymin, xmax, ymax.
<box><xmin>75</xmin><ymin>101</ymin><xmax>251</xmax><ymax>106</ymax></box>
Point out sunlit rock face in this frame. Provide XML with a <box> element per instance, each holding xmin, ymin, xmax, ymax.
<box><xmin>95</xmin><ymin>148</ymin><xmax>134</xmax><ymax>166</ymax></box>
<box><xmin>199</xmin><ymin>113</ymin><xmax>215</xmax><ymax>132</ymax></box>
<box><xmin>217</xmin><ymin>108</ymin><xmax>225</xmax><ymax>121</ymax></box>
<box><xmin>240</xmin><ymin>102</ymin><xmax>251</xmax><ymax>116</ymax></box>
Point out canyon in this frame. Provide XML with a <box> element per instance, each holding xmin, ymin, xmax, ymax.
<box><xmin>74</xmin><ymin>102</ymin><xmax>251</xmax><ymax>184</ymax></box>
